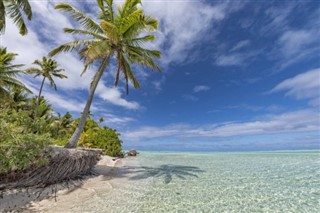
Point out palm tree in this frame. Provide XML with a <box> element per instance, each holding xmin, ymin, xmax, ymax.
<box><xmin>3</xmin><ymin>88</ymin><xmax>30</xmax><ymax>110</ymax></box>
<box><xmin>26</xmin><ymin>56</ymin><xmax>67</xmax><ymax>119</ymax></box>
<box><xmin>0</xmin><ymin>0</ymin><xmax>32</xmax><ymax>35</ymax></box>
<box><xmin>49</xmin><ymin>0</ymin><xmax>161</xmax><ymax>148</ymax></box>
<box><xmin>0</xmin><ymin>47</ymin><xmax>29</xmax><ymax>101</ymax></box>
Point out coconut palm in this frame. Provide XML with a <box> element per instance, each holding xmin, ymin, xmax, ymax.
<box><xmin>0</xmin><ymin>0</ymin><xmax>32</xmax><ymax>35</ymax></box>
<box><xmin>26</xmin><ymin>56</ymin><xmax>67</xmax><ymax>119</ymax></box>
<box><xmin>3</xmin><ymin>88</ymin><xmax>30</xmax><ymax>110</ymax></box>
<box><xmin>0</xmin><ymin>47</ymin><xmax>29</xmax><ymax>101</ymax></box>
<box><xmin>49</xmin><ymin>0</ymin><xmax>161</xmax><ymax>148</ymax></box>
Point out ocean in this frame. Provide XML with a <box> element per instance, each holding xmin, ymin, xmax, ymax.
<box><xmin>72</xmin><ymin>151</ymin><xmax>320</xmax><ymax>212</ymax></box>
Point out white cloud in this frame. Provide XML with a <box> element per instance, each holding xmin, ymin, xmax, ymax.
<box><xmin>144</xmin><ymin>0</ymin><xmax>244</xmax><ymax>65</ymax></box>
<box><xmin>182</xmin><ymin>94</ymin><xmax>198</xmax><ymax>102</ymax></box>
<box><xmin>101</xmin><ymin>114</ymin><xmax>135</xmax><ymax>125</ymax></box>
<box><xmin>193</xmin><ymin>85</ymin><xmax>210</xmax><ymax>93</ymax></box>
<box><xmin>230</xmin><ymin>40</ymin><xmax>250</xmax><ymax>52</ymax></box>
<box><xmin>44</xmin><ymin>92</ymin><xmax>85</xmax><ymax>112</ymax></box>
<box><xmin>279</xmin><ymin>30</ymin><xmax>318</xmax><ymax>58</ymax></box>
<box><xmin>97</xmin><ymin>84</ymin><xmax>140</xmax><ymax>110</ymax></box>
<box><xmin>152</xmin><ymin>76</ymin><xmax>165</xmax><ymax>92</ymax></box>
<box><xmin>215</xmin><ymin>53</ymin><xmax>244</xmax><ymax>66</ymax></box>
<box><xmin>122</xmin><ymin>109</ymin><xmax>319</xmax><ymax>141</ymax></box>
<box><xmin>270</xmin><ymin>68</ymin><xmax>320</xmax><ymax>106</ymax></box>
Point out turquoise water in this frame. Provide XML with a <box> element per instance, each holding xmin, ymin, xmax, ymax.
<box><xmin>74</xmin><ymin>151</ymin><xmax>320</xmax><ymax>212</ymax></box>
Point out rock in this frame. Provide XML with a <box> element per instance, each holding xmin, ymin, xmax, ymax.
<box><xmin>127</xmin><ymin>149</ymin><xmax>137</xmax><ymax>156</ymax></box>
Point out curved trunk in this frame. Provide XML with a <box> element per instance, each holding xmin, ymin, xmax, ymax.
<box><xmin>34</xmin><ymin>76</ymin><xmax>46</xmax><ymax>120</ymax></box>
<box><xmin>65</xmin><ymin>56</ymin><xmax>110</xmax><ymax>148</ymax></box>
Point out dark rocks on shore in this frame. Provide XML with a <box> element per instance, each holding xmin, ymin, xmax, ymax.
<box><xmin>127</xmin><ymin>149</ymin><xmax>138</xmax><ymax>156</ymax></box>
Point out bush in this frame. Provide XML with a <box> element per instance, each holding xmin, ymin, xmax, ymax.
<box><xmin>78</xmin><ymin>124</ymin><xmax>123</xmax><ymax>157</ymax></box>
<box><xmin>0</xmin><ymin>120</ymin><xmax>51</xmax><ymax>173</ymax></box>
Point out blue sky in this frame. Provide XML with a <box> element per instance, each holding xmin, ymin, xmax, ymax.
<box><xmin>2</xmin><ymin>0</ymin><xmax>320</xmax><ymax>151</ymax></box>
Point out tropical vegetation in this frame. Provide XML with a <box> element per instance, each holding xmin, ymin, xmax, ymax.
<box><xmin>0</xmin><ymin>49</ymin><xmax>124</xmax><ymax>174</ymax></box>
<box><xmin>26</xmin><ymin>56</ymin><xmax>67</xmax><ymax>119</ymax></box>
<box><xmin>49</xmin><ymin>0</ymin><xmax>161</xmax><ymax>148</ymax></box>
<box><xmin>0</xmin><ymin>47</ymin><xmax>29</xmax><ymax>100</ymax></box>
<box><xmin>0</xmin><ymin>0</ymin><xmax>160</xmax><ymax>188</ymax></box>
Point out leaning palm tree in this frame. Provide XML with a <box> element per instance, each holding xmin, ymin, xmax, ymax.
<box><xmin>0</xmin><ymin>47</ymin><xmax>29</xmax><ymax>101</ymax></box>
<box><xmin>49</xmin><ymin>0</ymin><xmax>161</xmax><ymax>148</ymax></box>
<box><xmin>26</xmin><ymin>56</ymin><xmax>67</xmax><ymax>119</ymax></box>
<box><xmin>0</xmin><ymin>0</ymin><xmax>32</xmax><ymax>35</ymax></box>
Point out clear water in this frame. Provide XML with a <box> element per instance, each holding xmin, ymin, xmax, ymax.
<box><xmin>73</xmin><ymin>151</ymin><xmax>320</xmax><ymax>212</ymax></box>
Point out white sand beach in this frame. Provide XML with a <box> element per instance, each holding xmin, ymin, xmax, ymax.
<box><xmin>0</xmin><ymin>156</ymin><xmax>133</xmax><ymax>212</ymax></box>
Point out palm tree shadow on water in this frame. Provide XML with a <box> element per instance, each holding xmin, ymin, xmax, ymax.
<box><xmin>128</xmin><ymin>165</ymin><xmax>205</xmax><ymax>184</ymax></box>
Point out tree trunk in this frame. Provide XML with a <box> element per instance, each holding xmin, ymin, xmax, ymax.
<box><xmin>34</xmin><ymin>76</ymin><xmax>46</xmax><ymax>120</ymax></box>
<box><xmin>65</xmin><ymin>57</ymin><xmax>110</xmax><ymax>148</ymax></box>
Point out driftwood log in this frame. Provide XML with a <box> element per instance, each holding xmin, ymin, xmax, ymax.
<box><xmin>0</xmin><ymin>146</ymin><xmax>103</xmax><ymax>190</ymax></box>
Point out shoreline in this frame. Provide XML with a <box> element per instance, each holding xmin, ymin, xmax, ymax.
<box><xmin>0</xmin><ymin>155</ymin><xmax>127</xmax><ymax>212</ymax></box>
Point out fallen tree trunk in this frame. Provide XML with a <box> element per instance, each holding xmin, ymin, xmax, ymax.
<box><xmin>0</xmin><ymin>146</ymin><xmax>103</xmax><ymax>190</ymax></box>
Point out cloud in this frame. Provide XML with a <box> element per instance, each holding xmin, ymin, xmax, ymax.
<box><xmin>215</xmin><ymin>53</ymin><xmax>245</xmax><ymax>66</ymax></box>
<box><xmin>152</xmin><ymin>76</ymin><xmax>166</xmax><ymax>92</ymax></box>
<box><xmin>193</xmin><ymin>85</ymin><xmax>210</xmax><ymax>93</ymax></box>
<box><xmin>97</xmin><ymin>84</ymin><xmax>140</xmax><ymax>110</ymax></box>
<box><xmin>278</xmin><ymin>30</ymin><xmax>319</xmax><ymax>58</ymax></box>
<box><xmin>44</xmin><ymin>92</ymin><xmax>85</xmax><ymax>112</ymax></box>
<box><xmin>260</xmin><ymin>4</ymin><xmax>295</xmax><ymax>36</ymax></box>
<box><xmin>270</xmin><ymin>68</ymin><xmax>320</xmax><ymax>106</ymax></box>
<box><xmin>144</xmin><ymin>0</ymin><xmax>244</xmax><ymax>65</ymax></box>
<box><xmin>122</xmin><ymin>109</ymin><xmax>319</xmax><ymax>141</ymax></box>
<box><xmin>230</xmin><ymin>40</ymin><xmax>250</xmax><ymax>52</ymax></box>
<box><xmin>270</xmin><ymin>6</ymin><xmax>320</xmax><ymax>69</ymax></box>
<box><xmin>101</xmin><ymin>114</ymin><xmax>135</xmax><ymax>125</ymax></box>
<box><xmin>215</xmin><ymin>47</ymin><xmax>260</xmax><ymax>67</ymax></box>
<box><xmin>182</xmin><ymin>94</ymin><xmax>198</xmax><ymax>102</ymax></box>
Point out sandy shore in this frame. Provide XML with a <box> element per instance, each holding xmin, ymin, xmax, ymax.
<box><xmin>0</xmin><ymin>155</ymin><xmax>127</xmax><ymax>212</ymax></box>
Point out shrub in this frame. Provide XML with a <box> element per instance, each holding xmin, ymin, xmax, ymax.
<box><xmin>78</xmin><ymin>124</ymin><xmax>123</xmax><ymax>157</ymax></box>
<box><xmin>0</xmin><ymin>120</ymin><xmax>51</xmax><ymax>173</ymax></box>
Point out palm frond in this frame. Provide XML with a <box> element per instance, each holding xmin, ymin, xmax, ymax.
<box><xmin>127</xmin><ymin>46</ymin><xmax>160</xmax><ymax>70</ymax></box>
<box><xmin>118</xmin><ymin>8</ymin><xmax>143</xmax><ymax>34</ymax></box>
<box><xmin>143</xmin><ymin>15</ymin><xmax>158</xmax><ymax>31</ymax></box>
<box><xmin>119</xmin><ymin>0</ymin><xmax>141</xmax><ymax>18</ymax></box>
<box><xmin>100</xmin><ymin>20</ymin><xmax>118</xmax><ymax>42</ymax></box>
<box><xmin>64</xmin><ymin>28</ymin><xmax>106</xmax><ymax>40</ymax></box>
<box><xmin>6</xmin><ymin>0</ymin><xmax>28</xmax><ymax>35</ymax></box>
<box><xmin>16</xmin><ymin>0</ymin><xmax>32</xmax><ymax>20</ymax></box>
<box><xmin>49</xmin><ymin>40</ymin><xmax>95</xmax><ymax>56</ymax></box>
<box><xmin>80</xmin><ymin>40</ymin><xmax>112</xmax><ymax>62</ymax></box>
<box><xmin>52</xmin><ymin>73</ymin><xmax>67</xmax><ymax>79</ymax></box>
<box><xmin>26</xmin><ymin>67</ymin><xmax>40</xmax><ymax>75</ymax></box>
<box><xmin>46</xmin><ymin>74</ymin><xmax>57</xmax><ymax>90</ymax></box>
<box><xmin>55</xmin><ymin>3</ymin><xmax>103</xmax><ymax>34</ymax></box>
<box><xmin>0</xmin><ymin>0</ymin><xmax>6</xmax><ymax>34</ymax></box>
<box><xmin>129</xmin><ymin>34</ymin><xmax>155</xmax><ymax>46</ymax></box>
<box><xmin>97</xmin><ymin>0</ymin><xmax>114</xmax><ymax>22</ymax></box>
<box><xmin>123</xmin><ymin>58</ymin><xmax>140</xmax><ymax>89</ymax></box>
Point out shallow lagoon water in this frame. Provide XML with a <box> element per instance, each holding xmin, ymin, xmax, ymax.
<box><xmin>73</xmin><ymin>151</ymin><xmax>320</xmax><ymax>212</ymax></box>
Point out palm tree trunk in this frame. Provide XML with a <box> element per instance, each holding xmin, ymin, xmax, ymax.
<box><xmin>65</xmin><ymin>56</ymin><xmax>110</xmax><ymax>148</ymax></box>
<box><xmin>34</xmin><ymin>76</ymin><xmax>46</xmax><ymax>120</ymax></box>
